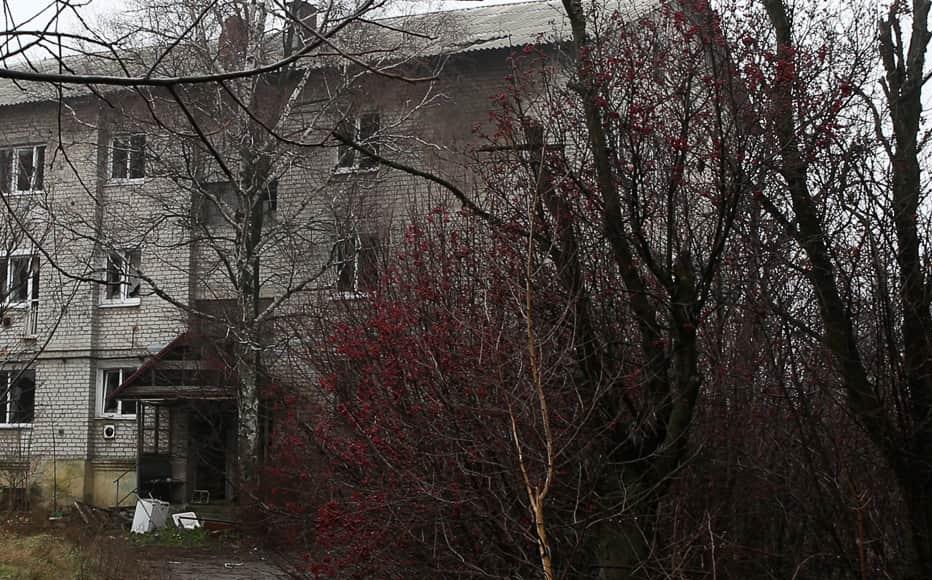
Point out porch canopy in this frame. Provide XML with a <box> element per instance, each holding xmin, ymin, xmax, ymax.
<box><xmin>108</xmin><ymin>331</ymin><xmax>236</xmax><ymax>402</ymax></box>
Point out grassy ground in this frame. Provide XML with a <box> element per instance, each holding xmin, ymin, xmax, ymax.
<box><xmin>0</xmin><ymin>530</ymin><xmax>108</xmax><ymax>580</ymax></box>
<box><xmin>0</xmin><ymin>511</ymin><xmax>281</xmax><ymax>580</ymax></box>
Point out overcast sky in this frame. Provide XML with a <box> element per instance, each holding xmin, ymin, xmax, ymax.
<box><xmin>4</xmin><ymin>0</ymin><xmax>530</xmax><ymax>34</ymax></box>
<box><xmin>1</xmin><ymin>0</ymin><xmax>531</xmax><ymax>64</ymax></box>
<box><xmin>5</xmin><ymin>0</ymin><xmax>120</xmax><ymax>33</ymax></box>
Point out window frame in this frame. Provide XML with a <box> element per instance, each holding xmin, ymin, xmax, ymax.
<box><xmin>198</xmin><ymin>180</ymin><xmax>278</xmax><ymax>226</ymax></box>
<box><xmin>334</xmin><ymin>113</ymin><xmax>381</xmax><ymax>173</ymax></box>
<box><xmin>334</xmin><ymin>230</ymin><xmax>381</xmax><ymax>297</ymax></box>
<box><xmin>0</xmin><ymin>369</ymin><xmax>36</xmax><ymax>427</ymax></box>
<box><xmin>0</xmin><ymin>250</ymin><xmax>39</xmax><ymax>309</ymax></box>
<box><xmin>101</xmin><ymin>249</ymin><xmax>142</xmax><ymax>307</ymax></box>
<box><xmin>109</xmin><ymin>133</ymin><xmax>146</xmax><ymax>181</ymax></box>
<box><xmin>97</xmin><ymin>366</ymin><xmax>138</xmax><ymax>419</ymax></box>
<box><xmin>0</xmin><ymin>144</ymin><xmax>46</xmax><ymax>194</ymax></box>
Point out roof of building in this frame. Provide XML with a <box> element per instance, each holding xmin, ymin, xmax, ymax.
<box><xmin>0</xmin><ymin>55</ymin><xmax>95</xmax><ymax>107</ymax></box>
<box><xmin>367</xmin><ymin>0</ymin><xmax>573</xmax><ymax>56</ymax></box>
<box><xmin>0</xmin><ymin>0</ymin><xmax>657</xmax><ymax>109</ymax></box>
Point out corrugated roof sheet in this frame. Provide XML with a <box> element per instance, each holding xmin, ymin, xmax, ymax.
<box><xmin>379</xmin><ymin>0</ymin><xmax>573</xmax><ymax>55</ymax></box>
<box><xmin>338</xmin><ymin>0</ymin><xmax>657</xmax><ymax>60</ymax></box>
<box><xmin>0</xmin><ymin>54</ymin><xmax>97</xmax><ymax>107</ymax></box>
<box><xmin>0</xmin><ymin>48</ymin><xmax>168</xmax><ymax>107</ymax></box>
<box><xmin>0</xmin><ymin>0</ymin><xmax>657</xmax><ymax>108</ymax></box>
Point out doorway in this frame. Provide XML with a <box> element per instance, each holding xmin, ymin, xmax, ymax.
<box><xmin>188</xmin><ymin>403</ymin><xmax>235</xmax><ymax>502</ymax></box>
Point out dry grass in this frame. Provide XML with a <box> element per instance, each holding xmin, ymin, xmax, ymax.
<box><xmin>0</xmin><ymin>514</ymin><xmax>147</xmax><ymax>580</ymax></box>
<box><xmin>0</xmin><ymin>511</ymin><xmax>278</xmax><ymax>580</ymax></box>
<box><xmin>0</xmin><ymin>530</ymin><xmax>103</xmax><ymax>580</ymax></box>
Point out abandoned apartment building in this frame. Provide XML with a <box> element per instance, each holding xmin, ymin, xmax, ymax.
<box><xmin>0</xmin><ymin>0</ymin><xmax>572</xmax><ymax>510</ymax></box>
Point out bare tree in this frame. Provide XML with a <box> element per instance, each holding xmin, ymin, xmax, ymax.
<box><xmin>752</xmin><ymin>0</ymin><xmax>932</xmax><ymax>576</ymax></box>
<box><xmin>296</xmin><ymin>1</ymin><xmax>763</xmax><ymax>576</ymax></box>
<box><xmin>0</xmin><ymin>0</ymin><xmax>453</xmax><ymax>506</ymax></box>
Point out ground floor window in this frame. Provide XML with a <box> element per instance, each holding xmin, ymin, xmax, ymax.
<box><xmin>0</xmin><ymin>370</ymin><xmax>35</xmax><ymax>425</ymax></box>
<box><xmin>99</xmin><ymin>367</ymin><xmax>138</xmax><ymax>418</ymax></box>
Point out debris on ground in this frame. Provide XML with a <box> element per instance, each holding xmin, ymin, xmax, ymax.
<box><xmin>131</xmin><ymin>498</ymin><xmax>171</xmax><ymax>534</ymax></box>
<box><xmin>172</xmin><ymin>511</ymin><xmax>201</xmax><ymax>530</ymax></box>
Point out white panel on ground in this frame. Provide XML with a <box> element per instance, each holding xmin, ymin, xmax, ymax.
<box><xmin>131</xmin><ymin>498</ymin><xmax>171</xmax><ymax>533</ymax></box>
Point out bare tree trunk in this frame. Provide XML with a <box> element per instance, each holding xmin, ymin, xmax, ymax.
<box><xmin>593</xmin><ymin>475</ymin><xmax>655</xmax><ymax>580</ymax></box>
<box><xmin>236</xmin><ymin>348</ymin><xmax>261</xmax><ymax>490</ymax></box>
<box><xmin>763</xmin><ymin>1</ymin><xmax>932</xmax><ymax>575</ymax></box>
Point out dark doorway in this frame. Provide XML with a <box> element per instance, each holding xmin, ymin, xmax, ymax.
<box><xmin>189</xmin><ymin>403</ymin><xmax>234</xmax><ymax>502</ymax></box>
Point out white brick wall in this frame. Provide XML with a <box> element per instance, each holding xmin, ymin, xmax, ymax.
<box><xmin>0</xmin><ymin>49</ymin><xmax>518</xmax><ymax>485</ymax></box>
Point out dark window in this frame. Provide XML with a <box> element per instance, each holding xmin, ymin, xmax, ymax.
<box><xmin>111</xmin><ymin>134</ymin><xmax>146</xmax><ymax>179</ymax></box>
<box><xmin>358</xmin><ymin>113</ymin><xmax>380</xmax><ymax>170</ymax></box>
<box><xmin>335</xmin><ymin>113</ymin><xmax>380</xmax><ymax>171</ymax></box>
<box><xmin>201</xmin><ymin>181</ymin><xmax>237</xmax><ymax>225</ymax></box>
<box><xmin>111</xmin><ymin>139</ymin><xmax>127</xmax><ymax>179</ymax></box>
<box><xmin>336</xmin><ymin>119</ymin><xmax>356</xmax><ymax>170</ymax></box>
<box><xmin>200</xmin><ymin>180</ymin><xmax>277</xmax><ymax>225</ymax></box>
<box><xmin>129</xmin><ymin>135</ymin><xmax>146</xmax><ymax>179</ymax></box>
<box><xmin>0</xmin><ymin>370</ymin><xmax>35</xmax><ymax>424</ymax></box>
<box><xmin>265</xmin><ymin>180</ymin><xmax>278</xmax><ymax>212</ymax></box>
<box><xmin>140</xmin><ymin>403</ymin><xmax>171</xmax><ymax>455</ymax></box>
<box><xmin>16</xmin><ymin>149</ymin><xmax>32</xmax><ymax>192</ymax></box>
<box><xmin>335</xmin><ymin>232</ymin><xmax>380</xmax><ymax>293</ymax></box>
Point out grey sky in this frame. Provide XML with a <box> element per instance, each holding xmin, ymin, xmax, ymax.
<box><xmin>5</xmin><ymin>0</ymin><xmax>121</xmax><ymax>32</ymax></box>
<box><xmin>4</xmin><ymin>0</ymin><xmax>530</xmax><ymax>32</ymax></box>
<box><xmin>1</xmin><ymin>0</ymin><xmax>532</xmax><ymax>63</ymax></box>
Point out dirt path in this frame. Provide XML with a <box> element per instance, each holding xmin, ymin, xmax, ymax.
<box><xmin>147</xmin><ymin>554</ymin><xmax>291</xmax><ymax>579</ymax></box>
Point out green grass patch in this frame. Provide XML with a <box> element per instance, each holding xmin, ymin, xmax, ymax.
<box><xmin>129</xmin><ymin>525</ymin><xmax>211</xmax><ymax>548</ymax></box>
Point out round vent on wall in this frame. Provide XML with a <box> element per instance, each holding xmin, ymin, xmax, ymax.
<box><xmin>102</xmin><ymin>424</ymin><xmax>116</xmax><ymax>439</ymax></box>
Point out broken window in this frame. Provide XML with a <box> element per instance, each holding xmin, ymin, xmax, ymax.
<box><xmin>104</xmin><ymin>249</ymin><xmax>142</xmax><ymax>303</ymax></box>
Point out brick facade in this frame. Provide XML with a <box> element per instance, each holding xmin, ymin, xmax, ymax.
<box><xmin>0</xmin><ymin>1</ymin><xmax>541</xmax><ymax>508</ymax></box>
